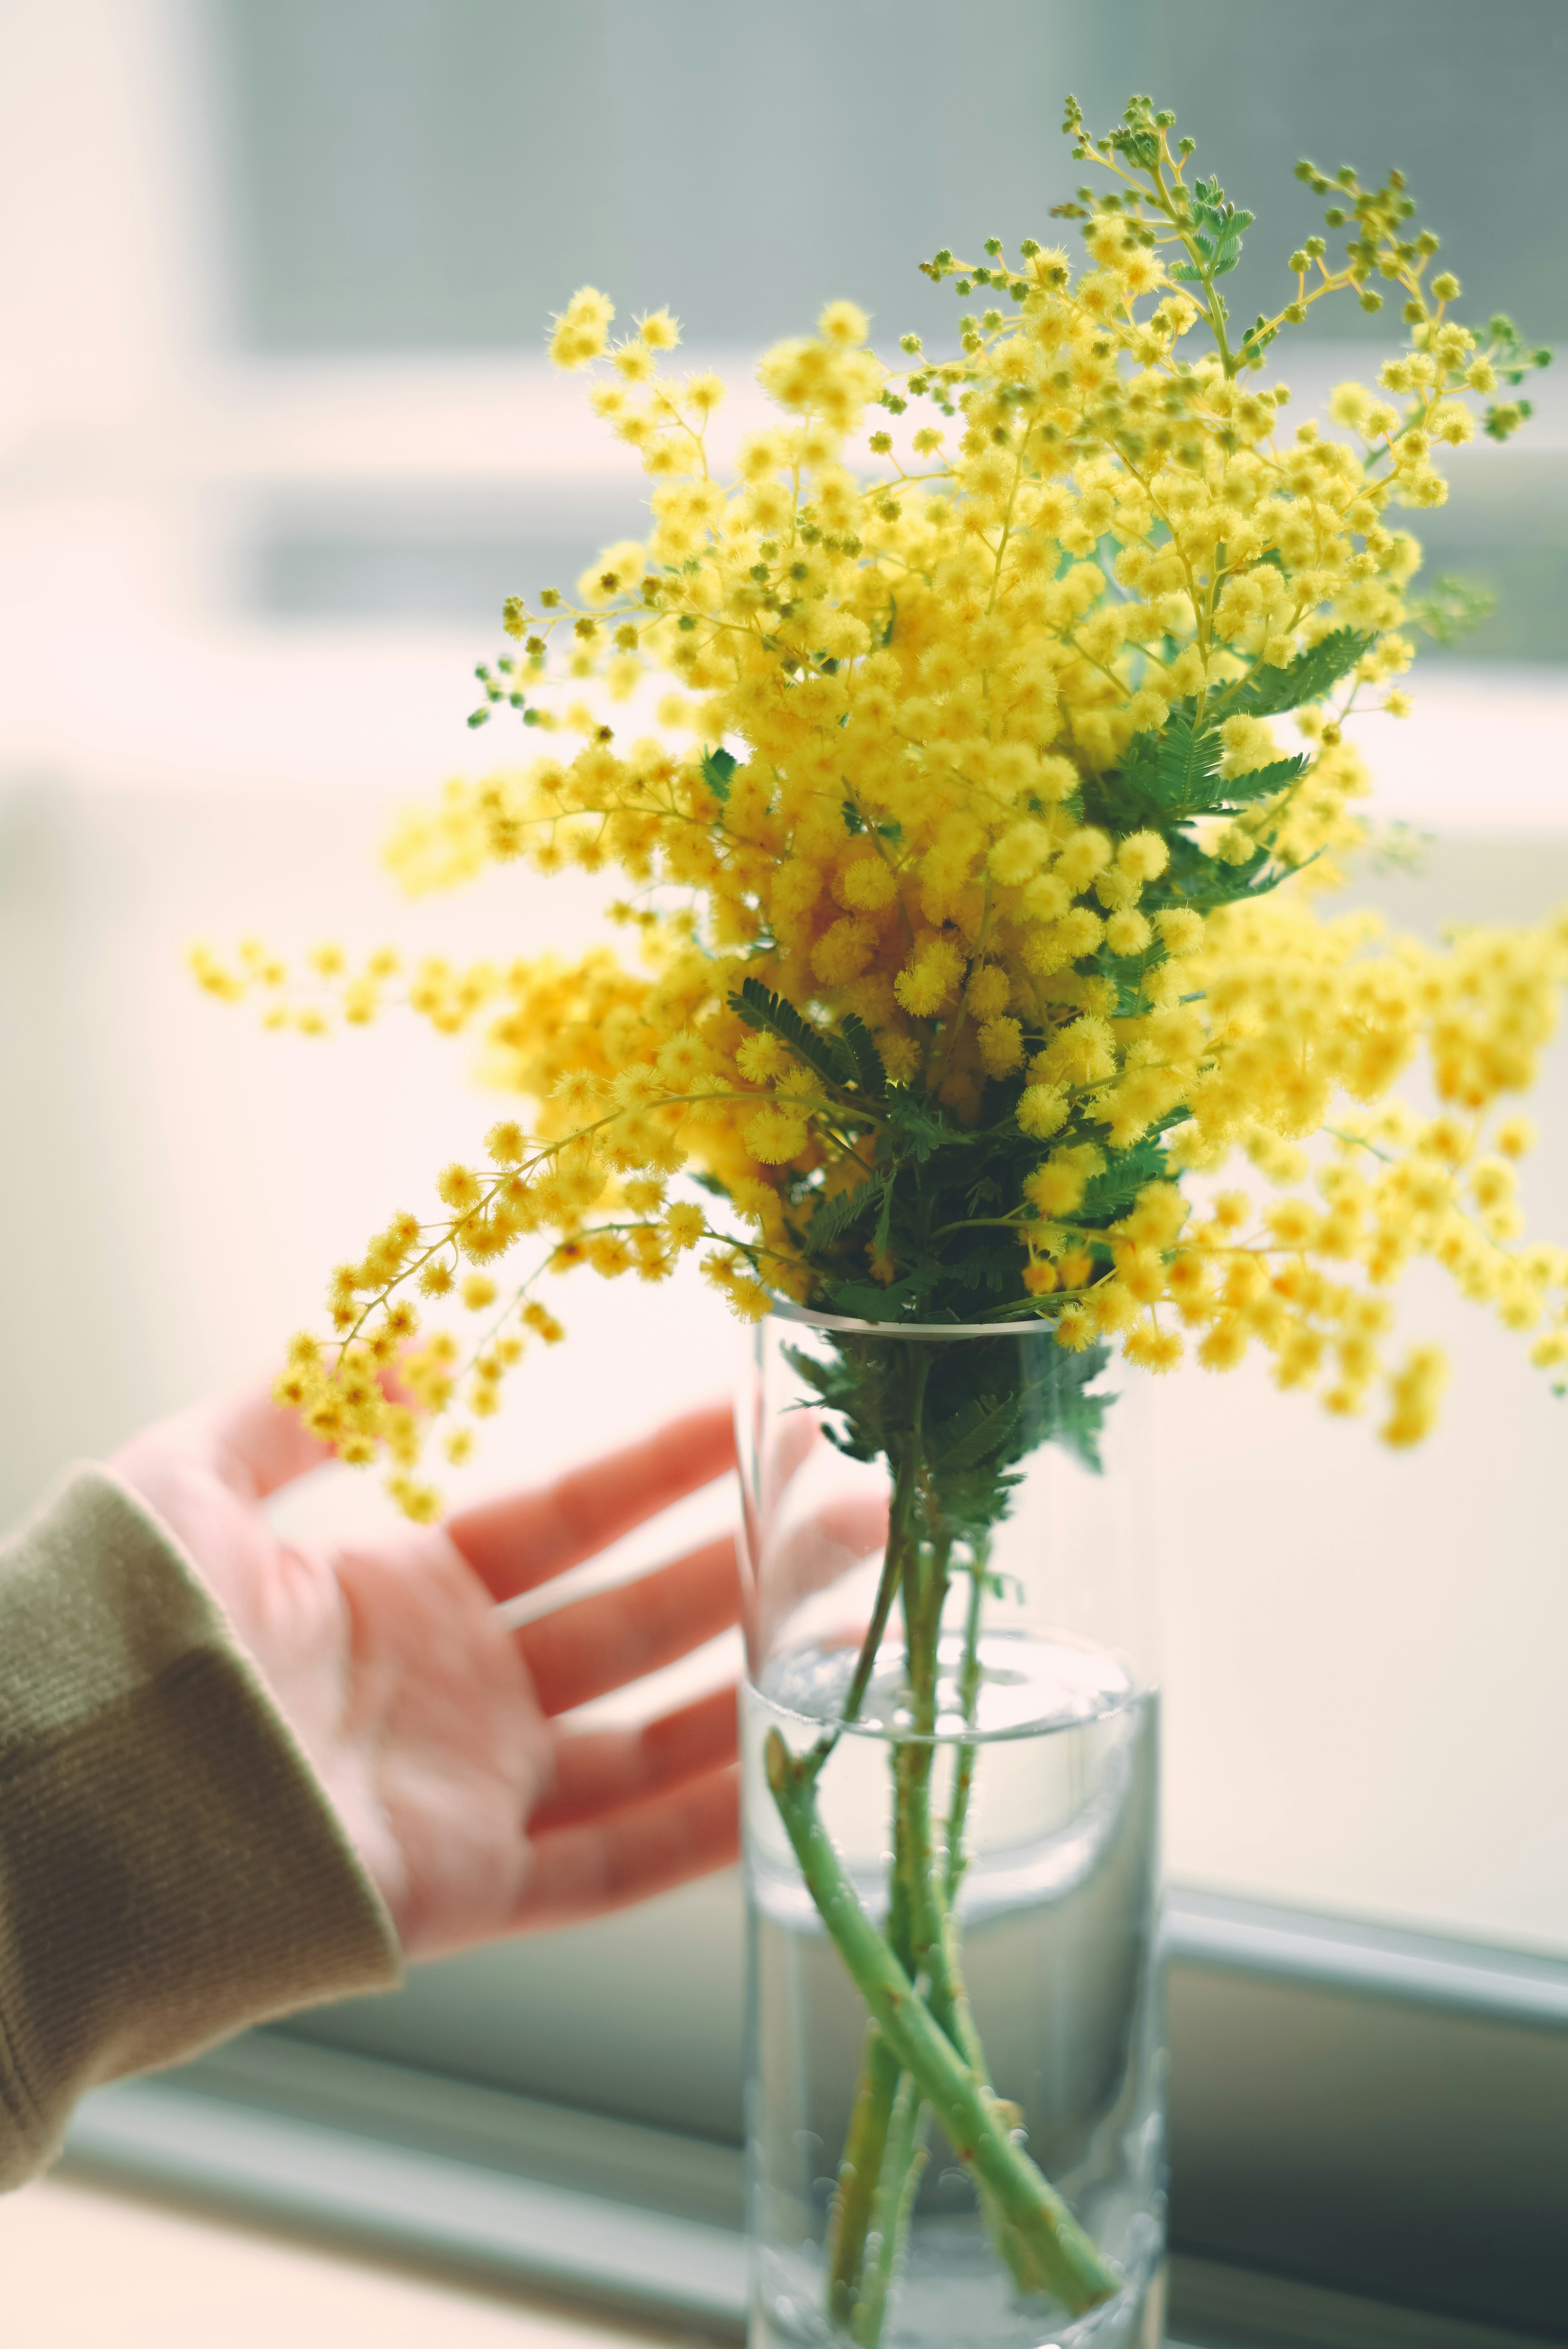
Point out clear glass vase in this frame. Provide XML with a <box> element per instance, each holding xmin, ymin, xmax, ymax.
<box><xmin>738</xmin><ymin>1309</ymin><xmax>1164</xmax><ymax>2349</ymax></box>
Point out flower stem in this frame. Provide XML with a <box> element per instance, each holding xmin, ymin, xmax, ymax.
<box><xmin>849</xmin><ymin>1540</ymin><xmax>998</xmax><ymax>2338</ymax></box>
<box><xmin>897</xmin><ymin>1535</ymin><xmax>986</xmax><ymax>2073</ymax></box>
<box><xmin>808</xmin><ymin>1372</ymin><xmax>928</xmax><ymax>1778</ymax></box>
<box><xmin>850</xmin><ymin>2072</ymin><xmax>928</xmax><ymax>2345</ymax></box>
<box><xmin>825</xmin><ymin>2026</ymin><xmax>902</xmax><ymax>2328</ymax></box>
<box><xmin>945</xmin><ymin>1545</ymin><xmax>989</xmax><ymax>1903</ymax></box>
<box><xmin>766</xmin><ymin>1729</ymin><xmax>1120</xmax><ymax>2318</ymax></box>
<box><xmin>822</xmin><ymin>1395</ymin><xmax>929</xmax><ymax>2316</ymax></box>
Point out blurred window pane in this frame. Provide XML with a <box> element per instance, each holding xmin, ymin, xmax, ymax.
<box><xmin>216</xmin><ymin>0</ymin><xmax>1567</xmax><ymax>356</ymax></box>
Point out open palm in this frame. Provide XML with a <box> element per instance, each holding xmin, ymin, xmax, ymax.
<box><xmin>114</xmin><ymin>1389</ymin><xmax>740</xmax><ymax>1962</ymax></box>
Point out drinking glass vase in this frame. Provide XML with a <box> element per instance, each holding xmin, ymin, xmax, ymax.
<box><xmin>738</xmin><ymin>1309</ymin><xmax>1164</xmax><ymax>2349</ymax></box>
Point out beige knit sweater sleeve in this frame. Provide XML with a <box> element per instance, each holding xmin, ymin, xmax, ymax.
<box><xmin>0</xmin><ymin>1467</ymin><xmax>402</xmax><ymax>2189</ymax></box>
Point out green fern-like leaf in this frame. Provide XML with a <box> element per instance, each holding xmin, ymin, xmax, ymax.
<box><xmin>1103</xmin><ymin>712</ymin><xmax>1307</xmax><ymax>828</ymax></box>
<box><xmin>1164</xmin><ymin>837</ymin><xmax>1289</xmax><ymax>911</ymax></box>
<box><xmin>1220</xmin><ymin>751</ymin><xmax>1312</xmax><ymax>805</ymax></box>
<box><xmin>1079</xmin><ymin>1135</ymin><xmax>1171</xmax><ymax>1224</ymax></box>
<box><xmin>1226</xmin><ymin>629</ymin><xmax>1371</xmax><ymax>718</ymax></box>
<box><xmin>805</xmin><ymin>1179</ymin><xmax>881</xmax><ymax>1252</ymax></box>
<box><xmin>885</xmin><ymin>1092</ymin><xmax>980</xmax><ymax>1162</ymax></box>
<box><xmin>1114</xmin><ymin>706</ymin><xmax>1225</xmax><ymax>819</ymax></box>
<box><xmin>825</xmin><ymin>1273</ymin><xmax>927</xmax><ymax>1321</ymax></box>
<box><xmin>700</xmin><ymin>745</ymin><xmax>737</xmax><ymax>803</ymax></box>
<box><xmin>835</xmin><ymin>1013</ymin><xmax>889</xmax><ymax>1098</ymax></box>
<box><xmin>928</xmin><ymin>1392</ymin><xmax>1021</xmax><ymax>1474</ymax></box>
<box><xmin>729</xmin><ymin>978</ymin><xmax>841</xmax><ymax>1088</ymax></box>
<box><xmin>1407</xmin><ymin>575</ymin><xmax>1496</xmax><ymax>647</ymax></box>
<box><xmin>1021</xmin><ymin>1341</ymin><xmax>1115</xmax><ymax>1472</ymax></box>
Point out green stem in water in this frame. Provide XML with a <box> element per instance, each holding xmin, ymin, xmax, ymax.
<box><xmin>831</xmin><ymin>1554</ymin><xmax>973</xmax><ymax>2344</ymax></box>
<box><xmin>822</xmin><ymin>1380</ymin><xmax>931</xmax><ymax>2319</ymax></box>
<box><xmin>854</xmin><ymin>1541</ymin><xmax>1013</xmax><ymax>2340</ymax></box>
<box><xmin>825</xmin><ymin>2026</ymin><xmax>903</xmax><ymax>2331</ymax></box>
<box><xmin>897</xmin><ymin>1536</ymin><xmax>987</xmax><ymax>2077</ymax></box>
<box><xmin>767</xmin><ymin>1729</ymin><xmax>1120</xmax><ymax>2318</ymax></box>
<box><xmin>850</xmin><ymin>2072</ymin><xmax>928</xmax><ymax>2346</ymax></box>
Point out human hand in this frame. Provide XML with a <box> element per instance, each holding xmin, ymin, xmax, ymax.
<box><xmin>113</xmin><ymin>1389</ymin><xmax>740</xmax><ymax>1962</ymax></box>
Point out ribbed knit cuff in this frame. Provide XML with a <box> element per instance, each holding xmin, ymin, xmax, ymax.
<box><xmin>0</xmin><ymin>1467</ymin><xmax>401</xmax><ymax>2188</ymax></box>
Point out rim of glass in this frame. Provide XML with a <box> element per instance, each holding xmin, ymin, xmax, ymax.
<box><xmin>751</xmin><ymin>1625</ymin><xmax>1147</xmax><ymax>1746</ymax></box>
<box><xmin>767</xmin><ymin>1295</ymin><xmax>1065</xmax><ymax>1342</ymax></box>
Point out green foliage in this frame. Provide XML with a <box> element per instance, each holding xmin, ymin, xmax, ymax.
<box><xmin>1363</xmin><ymin>819</ymin><xmax>1431</xmax><ymax>877</ymax></box>
<box><xmin>1079</xmin><ymin>1134</ymin><xmax>1172</xmax><ymax>1223</ymax></box>
<box><xmin>1236</xmin><ymin>312</ymin><xmax>1279</xmax><ymax>369</ymax></box>
<box><xmin>823</xmin><ymin>1273</ymin><xmax>927</xmax><ymax>1322</ymax></box>
<box><xmin>782</xmin><ymin>1336</ymin><xmax>899</xmax><ymax>1463</ymax></box>
<box><xmin>1406</xmin><ymin>574</ymin><xmax>1496</xmax><ymax>647</ymax></box>
<box><xmin>1169</xmin><ymin>175</ymin><xmax>1253</xmax><ymax>284</ymax></box>
<box><xmin>730</xmin><ymin>977</ymin><xmax>841</xmax><ymax>1089</ymax></box>
<box><xmin>729</xmin><ymin>979</ymin><xmax>888</xmax><ymax>1103</ymax></box>
<box><xmin>1225</xmin><ymin>628</ymin><xmax>1371</xmax><ymax>718</ymax></box>
<box><xmin>1221</xmin><ymin>753</ymin><xmax>1316</xmax><ymax>805</ymax></box>
<box><xmin>1079</xmin><ymin>640</ymin><xmax>1372</xmax><ymax>941</ymax></box>
<box><xmin>1486</xmin><ymin>314</ymin><xmax>1554</xmax><ymax>385</ymax></box>
<box><xmin>926</xmin><ymin>1391</ymin><xmax>1020</xmax><ymax>1474</ymax></box>
<box><xmin>1098</xmin><ymin>706</ymin><xmax>1226</xmax><ymax>825</ymax></box>
<box><xmin>1158</xmin><ymin>827</ymin><xmax>1284</xmax><ymax>911</ymax></box>
<box><xmin>700</xmin><ymin>745</ymin><xmax>737</xmax><ymax>802</ymax></box>
<box><xmin>842</xmin><ymin>799</ymin><xmax>902</xmax><ymax>844</ymax></box>
<box><xmin>1085</xmin><ymin>708</ymin><xmax>1303</xmax><ymax>932</ymax></box>
<box><xmin>804</xmin><ymin>1178</ymin><xmax>882</xmax><ymax>1253</ymax></box>
<box><xmin>1094</xmin><ymin>704</ymin><xmax>1308</xmax><ymax>830</ymax></box>
<box><xmin>1475</xmin><ymin>318</ymin><xmax>1552</xmax><ymax>440</ymax></box>
<box><xmin>882</xmin><ymin>1090</ymin><xmax>976</xmax><ymax>1162</ymax></box>
<box><xmin>837</xmin><ymin>1013</ymin><xmax>889</xmax><ymax>1098</ymax></box>
<box><xmin>785</xmin><ymin>1329</ymin><xmax>1114</xmax><ymax>1554</ymax></box>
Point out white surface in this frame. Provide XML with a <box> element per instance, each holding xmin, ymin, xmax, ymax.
<box><xmin>0</xmin><ymin>2177</ymin><xmax>673</xmax><ymax>2348</ymax></box>
<box><xmin>65</xmin><ymin>2080</ymin><xmax>747</xmax><ymax>2326</ymax></box>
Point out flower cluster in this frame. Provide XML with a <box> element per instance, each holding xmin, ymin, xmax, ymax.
<box><xmin>198</xmin><ymin>94</ymin><xmax>1560</xmax><ymax>1510</ymax></box>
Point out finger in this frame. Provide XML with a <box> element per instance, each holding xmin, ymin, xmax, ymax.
<box><xmin>516</xmin><ymin>1765</ymin><xmax>740</xmax><ymax>1931</ymax></box>
<box><xmin>528</xmin><ymin>1686</ymin><xmax>739</xmax><ymax>1834</ymax></box>
<box><xmin>764</xmin><ymin>1490</ymin><xmax>889</xmax><ymax>1605</ymax></box>
<box><xmin>180</xmin><ymin>1384</ymin><xmax>332</xmax><ymax>1501</ymax></box>
<box><xmin>517</xmin><ymin>1534</ymin><xmax>738</xmax><ymax>1717</ymax></box>
<box><xmin>448</xmin><ymin>1403</ymin><xmax>735</xmax><ymax>1603</ymax></box>
<box><xmin>747</xmin><ymin>1486</ymin><xmax>889</xmax><ymax>1651</ymax></box>
<box><xmin>761</xmin><ymin>1400</ymin><xmax>822</xmax><ymax>1501</ymax></box>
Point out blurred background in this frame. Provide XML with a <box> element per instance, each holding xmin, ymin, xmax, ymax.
<box><xmin>1</xmin><ymin>0</ymin><xmax>1565</xmax><ymax>2136</ymax></box>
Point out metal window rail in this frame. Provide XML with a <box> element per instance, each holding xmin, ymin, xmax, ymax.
<box><xmin>64</xmin><ymin>1888</ymin><xmax>1568</xmax><ymax>2347</ymax></box>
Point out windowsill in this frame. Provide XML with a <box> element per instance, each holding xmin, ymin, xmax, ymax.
<box><xmin>26</xmin><ymin>2166</ymin><xmax>1556</xmax><ymax>2349</ymax></box>
<box><xmin>0</xmin><ymin>2174</ymin><xmax>688</xmax><ymax>2349</ymax></box>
